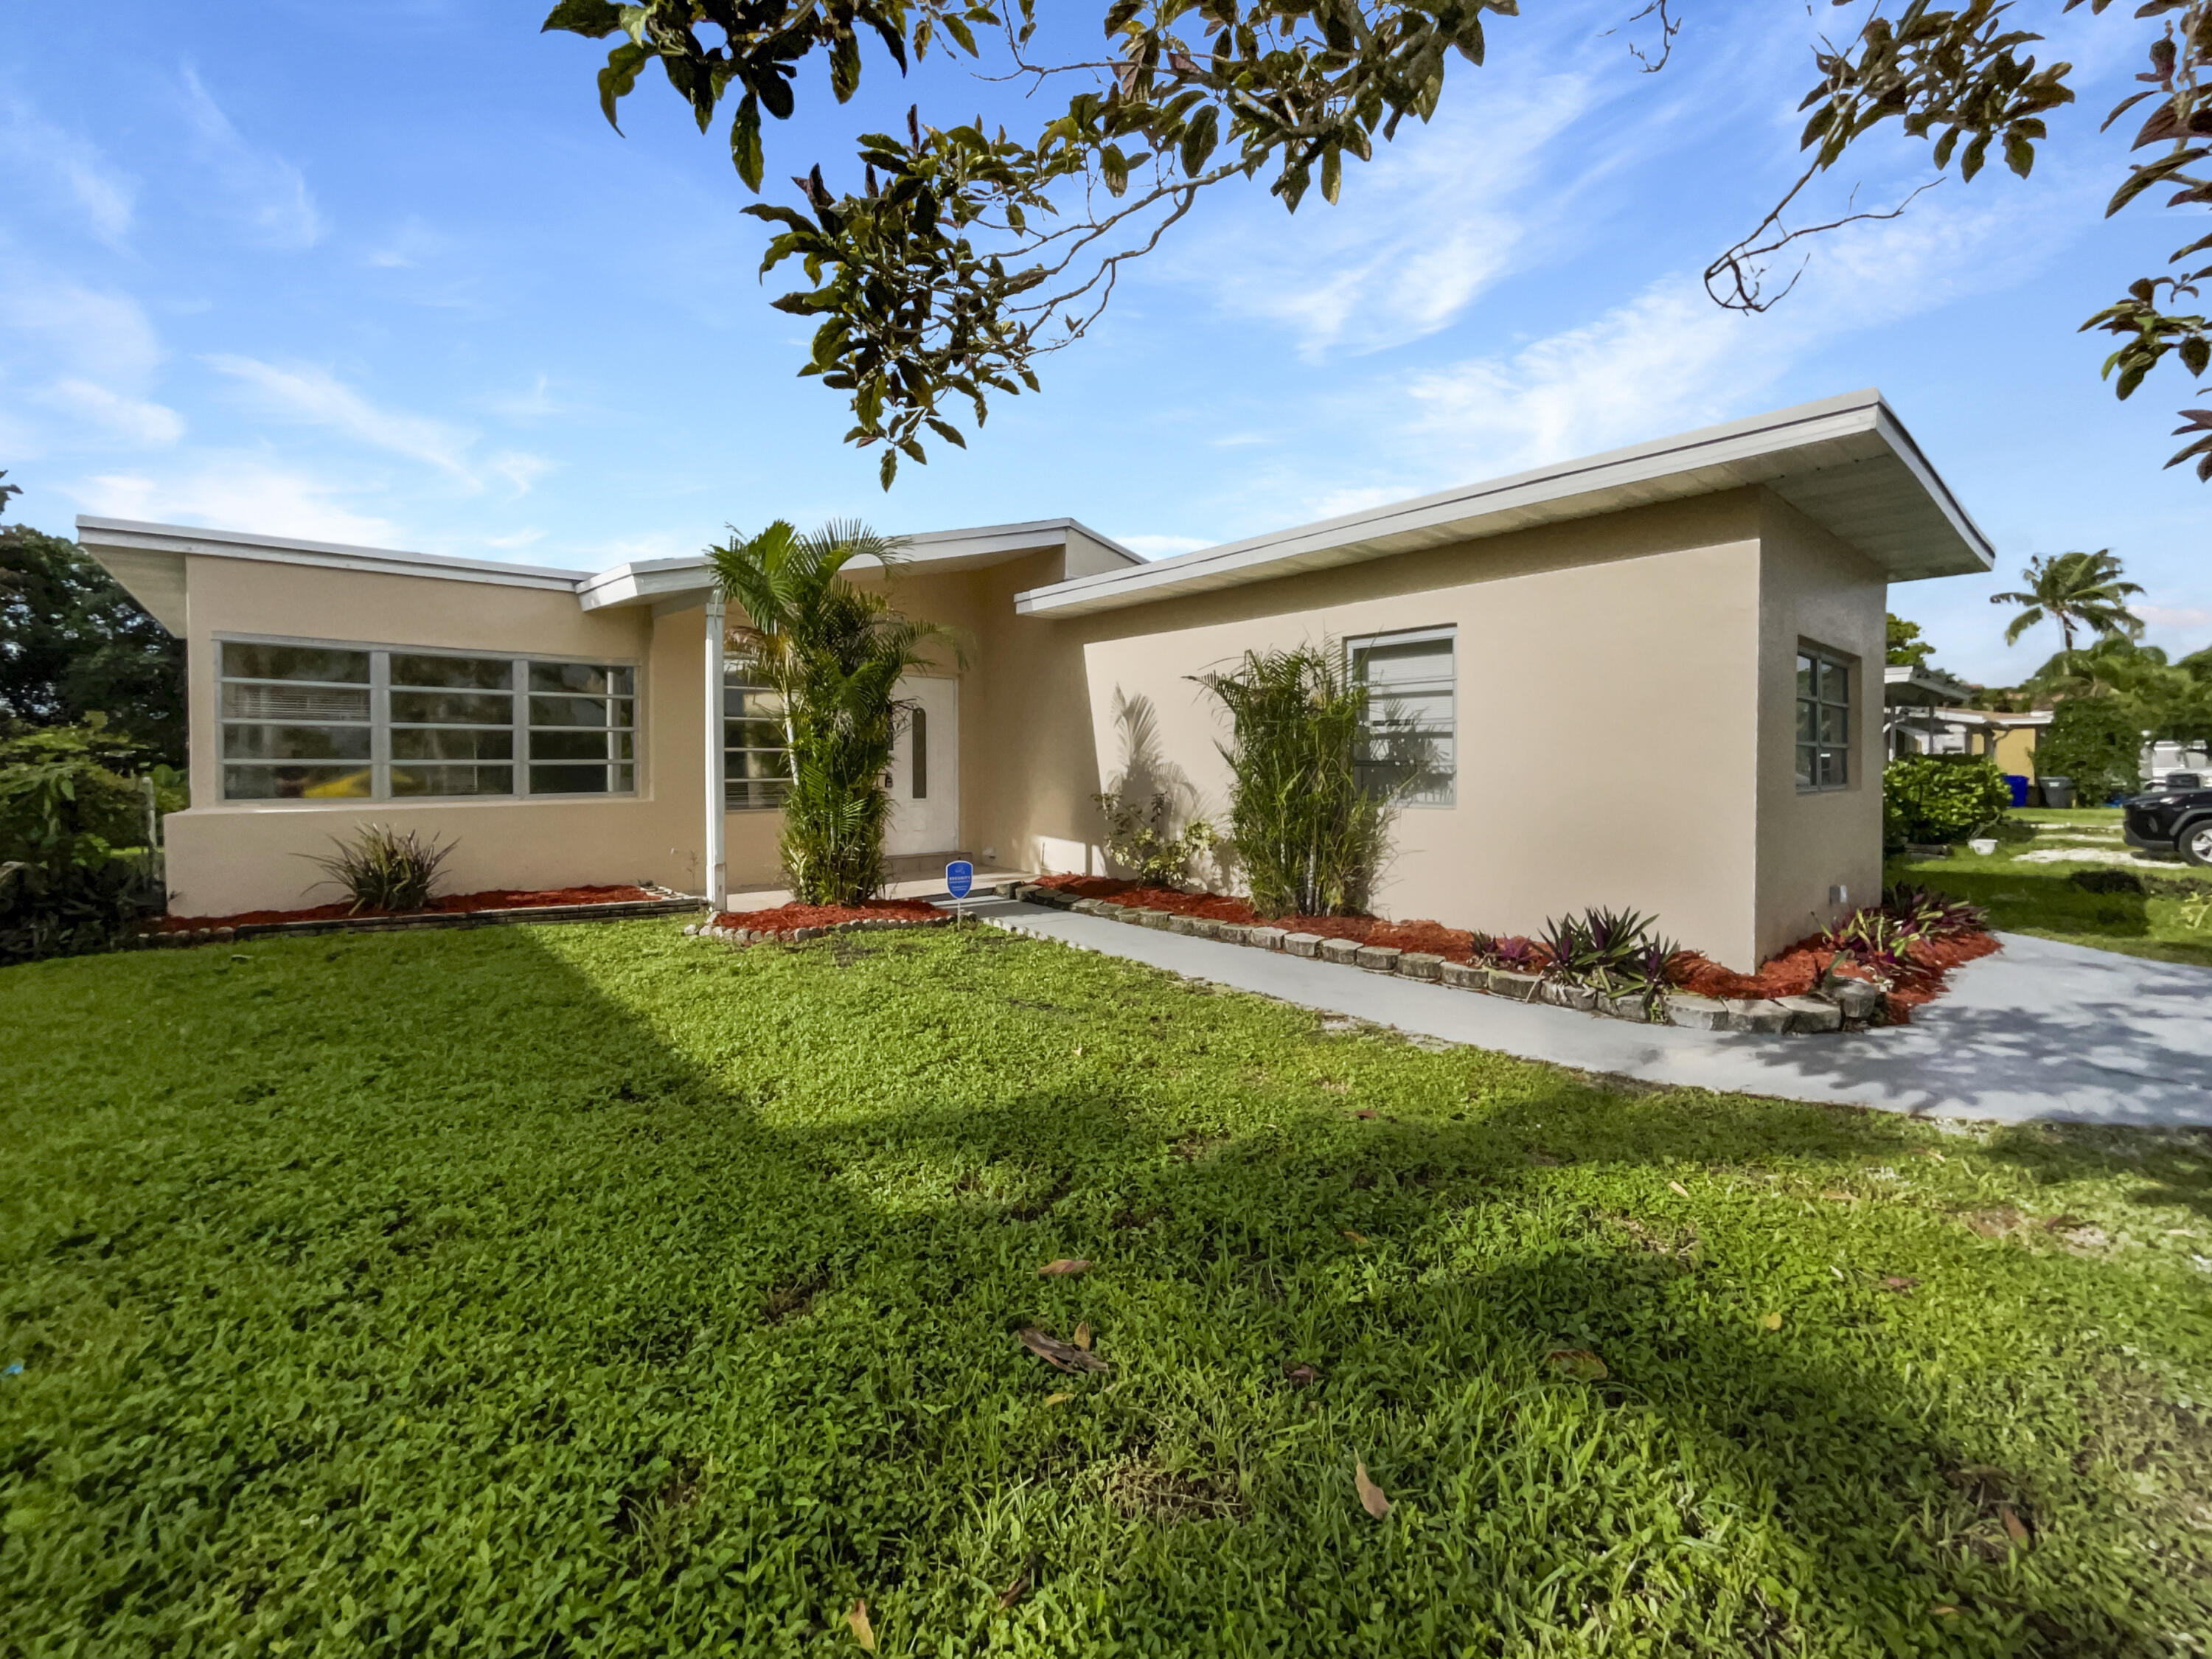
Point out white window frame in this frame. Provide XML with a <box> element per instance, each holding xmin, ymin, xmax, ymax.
<box><xmin>215</xmin><ymin>633</ymin><xmax>639</xmax><ymax>805</ymax></box>
<box><xmin>1346</xmin><ymin>625</ymin><xmax>1456</xmax><ymax>808</ymax></box>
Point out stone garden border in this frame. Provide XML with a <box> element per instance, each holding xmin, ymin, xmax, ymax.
<box><xmin>685</xmin><ymin>912</ymin><xmax>955</xmax><ymax>945</ymax></box>
<box><xmin>996</xmin><ymin>883</ymin><xmax>1882</xmax><ymax>1036</ymax></box>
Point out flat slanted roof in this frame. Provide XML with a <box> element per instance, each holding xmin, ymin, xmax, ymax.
<box><xmin>74</xmin><ymin>515</ymin><xmax>1138</xmax><ymax>630</ymax></box>
<box><xmin>1012</xmin><ymin>389</ymin><xmax>1994</xmax><ymax>620</ymax></box>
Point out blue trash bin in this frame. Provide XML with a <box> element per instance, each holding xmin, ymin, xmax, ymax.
<box><xmin>2003</xmin><ymin>773</ymin><xmax>2029</xmax><ymax>809</ymax></box>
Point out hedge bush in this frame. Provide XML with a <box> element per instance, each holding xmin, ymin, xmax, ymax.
<box><xmin>0</xmin><ymin>719</ymin><xmax>174</xmax><ymax>962</ymax></box>
<box><xmin>1882</xmin><ymin>754</ymin><xmax>2015</xmax><ymax>847</ymax></box>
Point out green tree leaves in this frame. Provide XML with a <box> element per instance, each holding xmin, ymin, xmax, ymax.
<box><xmin>543</xmin><ymin>1</ymin><xmax>1520</xmax><ymax>484</ymax></box>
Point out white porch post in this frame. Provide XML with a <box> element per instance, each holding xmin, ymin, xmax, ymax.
<box><xmin>703</xmin><ymin>595</ymin><xmax>726</xmax><ymax>910</ymax></box>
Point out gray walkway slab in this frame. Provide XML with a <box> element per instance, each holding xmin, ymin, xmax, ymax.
<box><xmin>964</xmin><ymin>899</ymin><xmax>2212</xmax><ymax>1127</ymax></box>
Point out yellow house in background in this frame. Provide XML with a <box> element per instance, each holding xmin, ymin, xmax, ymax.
<box><xmin>81</xmin><ymin>389</ymin><xmax>1994</xmax><ymax>970</ymax></box>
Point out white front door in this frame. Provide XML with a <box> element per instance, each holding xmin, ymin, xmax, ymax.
<box><xmin>884</xmin><ymin>674</ymin><xmax>959</xmax><ymax>856</ymax></box>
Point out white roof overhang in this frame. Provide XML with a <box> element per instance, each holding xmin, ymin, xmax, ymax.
<box><xmin>576</xmin><ymin>517</ymin><xmax>1135</xmax><ymax>611</ymax></box>
<box><xmin>1012</xmin><ymin>389</ymin><xmax>1994</xmax><ymax>620</ymax></box>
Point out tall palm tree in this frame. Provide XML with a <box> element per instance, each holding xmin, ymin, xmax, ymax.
<box><xmin>1989</xmin><ymin>550</ymin><xmax>2146</xmax><ymax>654</ymax></box>
<box><xmin>707</xmin><ymin>519</ymin><xmax>961</xmax><ymax>905</ymax></box>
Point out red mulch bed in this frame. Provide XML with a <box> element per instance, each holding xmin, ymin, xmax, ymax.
<box><xmin>712</xmin><ymin>898</ymin><xmax>943</xmax><ymax>934</ymax></box>
<box><xmin>1669</xmin><ymin>931</ymin><xmax>2000</xmax><ymax>1023</ymax></box>
<box><xmin>1037</xmin><ymin>874</ymin><xmax>1998</xmax><ymax>1023</ymax></box>
<box><xmin>155</xmin><ymin>885</ymin><xmax>662</xmax><ymax>932</ymax></box>
<box><xmin>1032</xmin><ymin>876</ymin><xmax>1503</xmax><ymax>963</ymax></box>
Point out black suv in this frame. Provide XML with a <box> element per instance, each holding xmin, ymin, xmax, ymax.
<box><xmin>2124</xmin><ymin>783</ymin><xmax>2212</xmax><ymax>866</ymax></box>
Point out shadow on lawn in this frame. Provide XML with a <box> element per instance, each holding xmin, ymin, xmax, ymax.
<box><xmin>533</xmin><ymin>928</ymin><xmax>2200</xmax><ymax>1652</ymax></box>
<box><xmin>18</xmin><ymin>921</ymin><xmax>2205</xmax><ymax>1655</ymax></box>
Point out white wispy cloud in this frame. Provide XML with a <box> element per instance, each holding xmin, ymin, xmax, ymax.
<box><xmin>39</xmin><ymin>379</ymin><xmax>185</xmax><ymax>447</ymax></box>
<box><xmin>1172</xmin><ymin>71</ymin><xmax>1599</xmax><ymax>360</ymax></box>
<box><xmin>206</xmin><ymin>354</ymin><xmax>473</xmax><ymax>474</ymax></box>
<box><xmin>180</xmin><ymin>66</ymin><xmax>326</xmax><ymax>251</ymax></box>
<box><xmin>204</xmin><ymin>355</ymin><xmax>549</xmax><ymax>497</ymax></box>
<box><xmin>2139</xmin><ymin>604</ymin><xmax>2212</xmax><ymax>633</ymax></box>
<box><xmin>0</xmin><ymin>97</ymin><xmax>136</xmax><ymax>246</ymax></box>
<box><xmin>1389</xmin><ymin>179</ymin><xmax>2093</xmax><ymax>482</ymax></box>
<box><xmin>72</xmin><ymin>458</ymin><xmax>399</xmax><ymax>546</ymax></box>
<box><xmin>0</xmin><ymin>275</ymin><xmax>164</xmax><ymax>384</ymax></box>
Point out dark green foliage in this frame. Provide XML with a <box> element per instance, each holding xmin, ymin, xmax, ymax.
<box><xmin>1885</xmin><ymin>612</ymin><xmax>1933</xmax><ymax>668</ymax></box>
<box><xmin>3</xmin><ymin>923</ymin><xmax>2210</xmax><ymax>1651</ymax></box>
<box><xmin>2041</xmin><ymin>698</ymin><xmax>2148</xmax><ymax>804</ymax></box>
<box><xmin>0</xmin><ymin>720</ymin><xmax>161</xmax><ymax>868</ymax></box>
<box><xmin>709</xmin><ymin>520</ymin><xmax>960</xmax><ymax>905</ymax></box>
<box><xmin>1193</xmin><ymin>644</ymin><xmax>1401</xmax><ymax>917</ymax></box>
<box><xmin>0</xmin><ymin>525</ymin><xmax>186</xmax><ymax>767</ymax></box>
<box><xmin>0</xmin><ymin>855</ymin><xmax>162</xmax><ymax>965</ymax></box>
<box><xmin>1540</xmin><ymin>906</ymin><xmax>1678</xmax><ymax>1014</ymax></box>
<box><xmin>1882</xmin><ymin>754</ymin><xmax>2016</xmax><ymax>846</ymax></box>
<box><xmin>0</xmin><ymin>719</ymin><xmax>173</xmax><ymax>963</ymax></box>
<box><xmin>305</xmin><ymin>824</ymin><xmax>458</xmax><ymax>914</ymax></box>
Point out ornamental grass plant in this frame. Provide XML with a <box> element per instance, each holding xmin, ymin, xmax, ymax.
<box><xmin>1193</xmin><ymin>644</ymin><xmax>1419</xmax><ymax>917</ymax></box>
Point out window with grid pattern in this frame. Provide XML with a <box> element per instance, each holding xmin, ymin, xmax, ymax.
<box><xmin>218</xmin><ymin>641</ymin><xmax>636</xmax><ymax>802</ymax></box>
<box><xmin>723</xmin><ymin>663</ymin><xmax>790</xmax><ymax>810</ymax></box>
<box><xmin>1795</xmin><ymin>647</ymin><xmax>1852</xmax><ymax>790</ymax></box>
<box><xmin>1348</xmin><ymin>628</ymin><xmax>1455</xmax><ymax>807</ymax></box>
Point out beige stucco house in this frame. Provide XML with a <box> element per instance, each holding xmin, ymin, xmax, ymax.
<box><xmin>80</xmin><ymin>389</ymin><xmax>1993</xmax><ymax>969</ymax></box>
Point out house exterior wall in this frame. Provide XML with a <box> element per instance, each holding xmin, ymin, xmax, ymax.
<box><xmin>973</xmin><ymin>493</ymin><xmax>1779</xmax><ymax>969</ymax></box>
<box><xmin>1992</xmin><ymin>723</ymin><xmax>2041</xmax><ymax>776</ymax></box>
<box><xmin>162</xmin><ymin>555</ymin><xmax>709</xmax><ymax>917</ymax></box>
<box><xmin>150</xmin><ymin>493</ymin><xmax>1892</xmax><ymax>967</ymax></box>
<box><xmin>1751</xmin><ymin>495</ymin><xmax>1888</xmax><ymax>963</ymax></box>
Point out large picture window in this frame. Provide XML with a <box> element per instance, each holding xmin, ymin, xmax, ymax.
<box><xmin>1348</xmin><ymin>627</ymin><xmax>1455</xmax><ymax>807</ymax></box>
<box><xmin>1795</xmin><ymin>646</ymin><xmax>1852</xmax><ymax>791</ymax></box>
<box><xmin>723</xmin><ymin>663</ymin><xmax>791</xmax><ymax>810</ymax></box>
<box><xmin>219</xmin><ymin>640</ymin><xmax>635</xmax><ymax>802</ymax></box>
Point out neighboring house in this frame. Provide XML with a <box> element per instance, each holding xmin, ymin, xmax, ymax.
<box><xmin>80</xmin><ymin>389</ymin><xmax>1992</xmax><ymax>970</ymax></box>
<box><xmin>1884</xmin><ymin>669</ymin><xmax>2208</xmax><ymax>788</ymax></box>
<box><xmin>1883</xmin><ymin>667</ymin><xmax>2051</xmax><ymax>776</ymax></box>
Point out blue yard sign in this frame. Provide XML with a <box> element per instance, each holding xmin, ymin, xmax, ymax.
<box><xmin>945</xmin><ymin>860</ymin><xmax>975</xmax><ymax>900</ymax></box>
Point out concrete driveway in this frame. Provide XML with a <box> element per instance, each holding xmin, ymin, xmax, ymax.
<box><xmin>970</xmin><ymin>900</ymin><xmax>2212</xmax><ymax>1127</ymax></box>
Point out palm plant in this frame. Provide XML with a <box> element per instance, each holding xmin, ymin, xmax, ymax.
<box><xmin>707</xmin><ymin>520</ymin><xmax>960</xmax><ymax>906</ymax></box>
<box><xmin>1192</xmin><ymin>644</ymin><xmax>1416</xmax><ymax>917</ymax></box>
<box><xmin>1989</xmin><ymin>550</ymin><xmax>2146</xmax><ymax>653</ymax></box>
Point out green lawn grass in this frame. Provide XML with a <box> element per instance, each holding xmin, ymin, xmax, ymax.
<box><xmin>1886</xmin><ymin>807</ymin><xmax>2212</xmax><ymax>969</ymax></box>
<box><xmin>4</xmin><ymin>922</ymin><xmax>2210</xmax><ymax>1655</ymax></box>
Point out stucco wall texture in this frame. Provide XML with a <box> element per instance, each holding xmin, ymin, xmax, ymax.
<box><xmin>153</xmin><ymin>486</ymin><xmax>1888</xmax><ymax>968</ymax></box>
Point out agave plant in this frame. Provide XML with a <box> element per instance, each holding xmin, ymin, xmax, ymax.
<box><xmin>709</xmin><ymin>520</ymin><xmax>964</xmax><ymax>907</ymax></box>
<box><xmin>1540</xmin><ymin>906</ymin><xmax>1661</xmax><ymax>980</ymax></box>
<box><xmin>305</xmin><ymin>824</ymin><xmax>455</xmax><ymax>914</ymax></box>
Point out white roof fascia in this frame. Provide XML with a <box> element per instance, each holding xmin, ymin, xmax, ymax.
<box><xmin>1883</xmin><ymin>664</ymin><xmax>1976</xmax><ymax>706</ymax></box>
<box><xmin>74</xmin><ymin>517</ymin><xmax>588</xmax><ymax>591</ymax></box>
<box><xmin>577</xmin><ymin>518</ymin><xmax>1141</xmax><ymax>611</ymax></box>
<box><xmin>1012</xmin><ymin>391</ymin><xmax>1996</xmax><ymax>619</ymax></box>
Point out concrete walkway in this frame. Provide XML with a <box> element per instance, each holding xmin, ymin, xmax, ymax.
<box><xmin>965</xmin><ymin>899</ymin><xmax>2212</xmax><ymax>1127</ymax></box>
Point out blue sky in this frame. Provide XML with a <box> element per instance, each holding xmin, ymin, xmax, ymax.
<box><xmin>3</xmin><ymin>1</ymin><xmax>2205</xmax><ymax>685</ymax></box>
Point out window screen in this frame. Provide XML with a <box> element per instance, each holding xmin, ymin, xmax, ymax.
<box><xmin>219</xmin><ymin>642</ymin><xmax>373</xmax><ymax>800</ymax></box>
<box><xmin>1348</xmin><ymin>629</ymin><xmax>1455</xmax><ymax>807</ymax></box>
<box><xmin>218</xmin><ymin>641</ymin><xmax>636</xmax><ymax>803</ymax></box>
<box><xmin>723</xmin><ymin>663</ymin><xmax>790</xmax><ymax>810</ymax></box>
